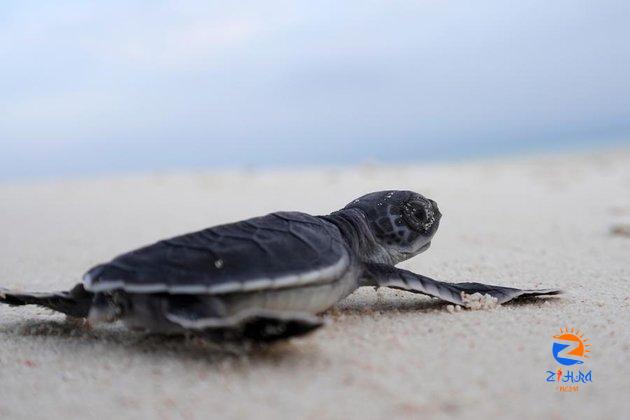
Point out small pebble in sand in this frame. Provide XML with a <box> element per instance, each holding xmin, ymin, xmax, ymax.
<box><xmin>461</xmin><ymin>292</ymin><xmax>499</xmax><ymax>310</ymax></box>
<box><xmin>610</xmin><ymin>224</ymin><xmax>630</xmax><ymax>237</ymax></box>
<box><xmin>445</xmin><ymin>304</ymin><xmax>465</xmax><ymax>313</ymax></box>
<box><xmin>445</xmin><ymin>293</ymin><xmax>497</xmax><ymax>312</ymax></box>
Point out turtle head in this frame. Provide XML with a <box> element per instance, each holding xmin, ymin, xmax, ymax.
<box><xmin>341</xmin><ymin>190</ymin><xmax>441</xmax><ymax>264</ymax></box>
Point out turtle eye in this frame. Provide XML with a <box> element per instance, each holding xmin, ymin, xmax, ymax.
<box><xmin>402</xmin><ymin>201</ymin><xmax>422</xmax><ymax>229</ymax></box>
<box><xmin>402</xmin><ymin>201</ymin><xmax>431</xmax><ymax>232</ymax></box>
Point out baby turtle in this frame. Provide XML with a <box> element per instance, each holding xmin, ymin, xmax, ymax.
<box><xmin>0</xmin><ymin>190</ymin><xmax>559</xmax><ymax>341</ymax></box>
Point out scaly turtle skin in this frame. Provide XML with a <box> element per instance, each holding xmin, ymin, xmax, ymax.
<box><xmin>0</xmin><ymin>191</ymin><xmax>559</xmax><ymax>341</ymax></box>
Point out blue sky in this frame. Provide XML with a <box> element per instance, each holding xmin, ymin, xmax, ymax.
<box><xmin>1</xmin><ymin>1</ymin><xmax>630</xmax><ymax>179</ymax></box>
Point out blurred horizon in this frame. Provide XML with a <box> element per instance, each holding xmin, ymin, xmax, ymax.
<box><xmin>3</xmin><ymin>134</ymin><xmax>629</xmax><ymax>182</ymax></box>
<box><xmin>2</xmin><ymin>1</ymin><xmax>630</xmax><ymax>180</ymax></box>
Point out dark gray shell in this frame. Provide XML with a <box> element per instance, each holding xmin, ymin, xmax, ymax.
<box><xmin>83</xmin><ymin>212</ymin><xmax>350</xmax><ymax>294</ymax></box>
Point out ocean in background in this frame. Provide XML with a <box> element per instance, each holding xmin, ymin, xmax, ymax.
<box><xmin>2</xmin><ymin>134</ymin><xmax>629</xmax><ymax>181</ymax></box>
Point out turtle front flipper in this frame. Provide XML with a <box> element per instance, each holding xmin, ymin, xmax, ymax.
<box><xmin>363</xmin><ymin>263</ymin><xmax>560</xmax><ymax>306</ymax></box>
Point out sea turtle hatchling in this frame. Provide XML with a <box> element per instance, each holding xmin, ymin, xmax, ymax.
<box><xmin>0</xmin><ymin>190</ymin><xmax>559</xmax><ymax>341</ymax></box>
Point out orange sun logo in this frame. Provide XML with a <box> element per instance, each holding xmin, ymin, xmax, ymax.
<box><xmin>552</xmin><ymin>327</ymin><xmax>591</xmax><ymax>365</ymax></box>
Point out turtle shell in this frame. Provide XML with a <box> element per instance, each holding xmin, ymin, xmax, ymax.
<box><xmin>83</xmin><ymin>212</ymin><xmax>350</xmax><ymax>294</ymax></box>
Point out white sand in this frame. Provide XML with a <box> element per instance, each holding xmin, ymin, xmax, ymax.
<box><xmin>1</xmin><ymin>149</ymin><xmax>629</xmax><ymax>419</ymax></box>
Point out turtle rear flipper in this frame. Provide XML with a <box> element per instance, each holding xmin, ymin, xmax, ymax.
<box><xmin>0</xmin><ymin>284</ymin><xmax>93</xmax><ymax>318</ymax></box>
<box><xmin>366</xmin><ymin>263</ymin><xmax>561</xmax><ymax>306</ymax></box>
<box><xmin>165</xmin><ymin>308</ymin><xmax>324</xmax><ymax>342</ymax></box>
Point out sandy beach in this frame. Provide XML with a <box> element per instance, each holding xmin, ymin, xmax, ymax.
<box><xmin>1</xmin><ymin>149</ymin><xmax>629</xmax><ymax>419</ymax></box>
